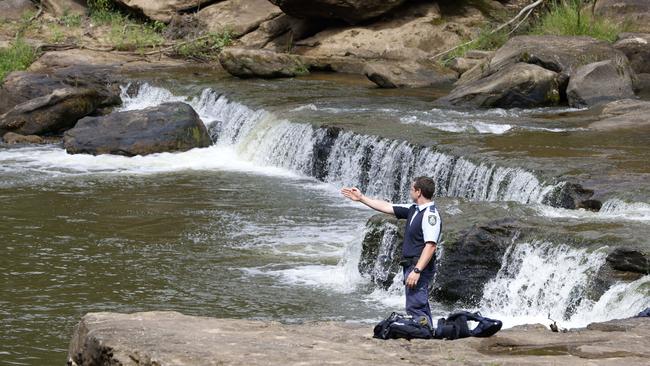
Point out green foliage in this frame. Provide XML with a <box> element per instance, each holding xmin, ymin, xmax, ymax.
<box><xmin>174</xmin><ymin>32</ymin><xmax>233</xmax><ymax>60</ymax></box>
<box><xmin>109</xmin><ymin>21</ymin><xmax>166</xmax><ymax>53</ymax></box>
<box><xmin>0</xmin><ymin>39</ymin><xmax>38</xmax><ymax>81</ymax></box>
<box><xmin>49</xmin><ymin>26</ymin><xmax>65</xmax><ymax>43</ymax></box>
<box><xmin>60</xmin><ymin>11</ymin><xmax>82</xmax><ymax>28</ymax></box>
<box><xmin>442</xmin><ymin>26</ymin><xmax>509</xmax><ymax>64</ymax></box>
<box><xmin>530</xmin><ymin>0</ymin><xmax>626</xmax><ymax>42</ymax></box>
<box><xmin>88</xmin><ymin>0</ymin><xmax>121</xmax><ymax>25</ymax></box>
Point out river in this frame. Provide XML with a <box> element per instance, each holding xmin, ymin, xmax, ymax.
<box><xmin>1</xmin><ymin>70</ymin><xmax>648</xmax><ymax>365</ymax></box>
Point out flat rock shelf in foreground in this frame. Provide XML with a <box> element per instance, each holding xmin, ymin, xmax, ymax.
<box><xmin>68</xmin><ymin>311</ymin><xmax>650</xmax><ymax>365</ymax></box>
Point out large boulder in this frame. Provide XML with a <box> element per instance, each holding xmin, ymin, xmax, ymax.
<box><xmin>614</xmin><ymin>33</ymin><xmax>650</xmax><ymax>74</ymax></box>
<box><xmin>566</xmin><ymin>60</ymin><xmax>636</xmax><ymax>107</ymax></box>
<box><xmin>0</xmin><ymin>88</ymin><xmax>110</xmax><ymax>135</ymax></box>
<box><xmin>437</xmin><ymin>63</ymin><xmax>562</xmax><ymax>108</ymax></box>
<box><xmin>0</xmin><ymin>69</ymin><xmax>121</xmax><ymax>135</ymax></box>
<box><xmin>590</xmin><ymin>98</ymin><xmax>650</xmax><ymax>130</ymax></box>
<box><xmin>113</xmin><ymin>0</ymin><xmax>214</xmax><ymax>23</ymax></box>
<box><xmin>218</xmin><ymin>47</ymin><xmax>308</xmax><ymax>78</ymax></box>
<box><xmin>458</xmin><ymin>36</ymin><xmax>632</xmax><ymax>86</ymax></box>
<box><xmin>364</xmin><ymin>61</ymin><xmax>457</xmax><ymax>88</ymax></box>
<box><xmin>595</xmin><ymin>0</ymin><xmax>650</xmax><ymax>33</ymax></box>
<box><xmin>198</xmin><ymin>0</ymin><xmax>283</xmax><ymax>37</ymax></box>
<box><xmin>431</xmin><ymin>219</ymin><xmax>522</xmax><ymax>306</ymax></box>
<box><xmin>63</xmin><ymin>102</ymin><xmax>211</xmax><ymax>156</ymax></box>
<box><xmin>43</xmin><ymin>0</ymin><xmax>87</xmax><ymax>17</ymax></box>
<box><xmin>294</xmin><ymin>3</ymin><xmax>484</xmax><ymax>66</ymax></box>
<box><xmin>268</xmin><ymin>0</ymin><xmax>408</xmax><ymax>24</ymax></box>
<box><xmin>0</xmin><ymin>0</ymin><xmax>37</xmax><ymax>21</ymax></box>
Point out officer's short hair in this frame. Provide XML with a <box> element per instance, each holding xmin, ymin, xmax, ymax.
<box><xmin>413</xmin><ymin>176</ymin><xmax>436</xmax><ymax>199</ymax></box>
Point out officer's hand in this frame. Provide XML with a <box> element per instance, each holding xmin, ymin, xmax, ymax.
<box><xmin>341</xmin><ymin>187</ymin><xmax>363</xmax><ymax>201</ymax></box>
<box><xmin>406</xmin><ymin>271</ymin><xmax>420</xmax><ymax>289</ymax></box>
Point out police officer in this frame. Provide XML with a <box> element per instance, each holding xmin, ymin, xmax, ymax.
<box><xmin>341</xmin><ymin>176</ymin><xmax>441</xmax><ymax>326</ymax></box>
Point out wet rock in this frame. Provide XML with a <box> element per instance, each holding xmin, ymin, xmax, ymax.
<box><xmin>113</xmin><ymin>0</ymin><xmax>214</xmax><ymax>23</ymax></box>
<box><xmin>432</xmin><ymin>219</ymin><xmax>522</xmax><ymax>305</ymax></box>
<box><xmin>218</xmin><ymin>48</ymin><xmax>309</xmax><ymax>78</ymax></box>
<box><xmin>458</xmin><ymin>36</ymin><xmax>631</xmax><ymax>86</ymax></box>
<box><xmin>614</xmin><ymin>33</ymin><xmax>650</xmax><ymax>75</ymax></box>
<box><xmin>2</xmin><ymin>132</ymin><xmax>43</xmax><ymax>144</ymax></box>
<box><xmin>542</xmin><ymin>182</ymin><xmax>595</xmax><ymax>210</ymax></box>
<box><xmin>364</xmin><ymin>61</ymin><xmax>457</xmax><ymax>89</ymax></box>
<box><xmin>566</xmin><ymin>60</ymin><xmax>636</xmax><ymax>107</ymax></box>
<box><xmin>595</xmin><ymin>0</ymin><xmax>650</xmax><ymax>33</ymax></box>
<box><xmin>359</xmin><ymin>214</ymin><xmax>404</xmax><ymax>289</ymax></box>
<box><xmin>312</xmin><ymin>125</ymin><xmax>341</xmax><ymax>180</ymax></box>
<box><xmin>68</xmin><ymin>311</ymin><xmax>650</xmax><ymax>365</ymax></box>
<box><xmin>606</xmin><ymin>248</ymin><xmax>650</xmax><ymax>275</ymax></box>
<box><xmin>590</xmin><ymin>98</ymin><xmax>650</xmax><ymax>130</ymax></box>
<box><xmin>268</xmin><ymin>0</ymin><xmax>407</xmax><ymax>24</ymax></box>
<box><xmin>437</xmin><ymin>63</ymin><xmax>562</xmax><ymax>108</ymax></box>
<box><xmin>0</xmin><ymin>88</ymin><xmax>108</xmax><ymax>136</ymax></box>
<box><xmin>0</xmin><ymin>68</ymin><xmax>120</xmax><ymax>116</ymax></box>
<box><xmin>198</xmin><ymin>0</ymin><xmax>283</xmax><ymax>37</ymax></box>
<box><xmin>43</xmin><ymin>0</ymin><xmax>87</xmax><ymax>17</ymax></box>
<box><xmin>0</xmin><ymin>0</ymin><xmax>37</xmax><ymax>21</ymax></box>
<box><xmin>64</xmin><ymin>102</ymin><xmax>211</xmax><ymax>156</ymax></box>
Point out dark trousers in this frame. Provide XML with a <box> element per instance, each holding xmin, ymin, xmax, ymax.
<box><xmin>403</xmin><ymin>265</ymin><xmax>435</xmax><ymax>326</ymax></box>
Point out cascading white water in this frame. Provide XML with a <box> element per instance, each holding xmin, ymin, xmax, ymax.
<box><xmin>118</xmin><ymin>83</ymin><xmax>563</xmax><ymax>205</ymax></box>
<box><xmin>479</xmin><ymin>241</ymin><xmax>650</xmax><ymax>328</ymax></box>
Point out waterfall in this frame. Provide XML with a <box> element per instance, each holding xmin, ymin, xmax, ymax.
<box><xmin>118</xmin><ymin>84</ymin><xmax>564</xmax><ymax>205</ymax></box>
<box><xmin>479</xmin><ymin>241</ymin><xmax>650</xmax><ymax>328</ymax></box>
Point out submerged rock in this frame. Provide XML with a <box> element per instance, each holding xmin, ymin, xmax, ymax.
<box><xmin>269</xmin><ymin>0</ymin><xmax>407</xmax><ymax>24</ymax></box>
<box><xmin>566</xmin><ymin>60</ymin><xmax>636</xmax><ymax>107</ymax></box>
<box><xmin>67</xmin><ymin>311</ymin><xmax>650</xmax><ymax>365</ymax></box>
<box><xmin>64</xmin><ymin>102</ymin><xmax>211</xmax><ymax>156</ymax></box>
<box><xmin>590</xmin><ymin>98</ymin><xmax>650</xmax><ymax>130</ymax></box>
<box><xmin>437</xmin><ymin>63</ymin><xmax>561</xmax><ymax>108</ymax></box>
<box><xmin>364</xmin><ymin>61</ymin><xmax>457</xmax><ymax>89</ymax></box>
<box><xmin>2</xmin><ymin>132</ymin><xmax>43</xmax><ymax>144</ymax></box>
<box><xmin>219</xmin><ymin>48</ymin><xmax>309</xmax><ymax>78</ymax></box>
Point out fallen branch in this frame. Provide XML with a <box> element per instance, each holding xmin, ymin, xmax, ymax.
<box><xmin>429</xmin><ymin>0</ymin><xmax>544</xmax><ymax>60</ymax></box>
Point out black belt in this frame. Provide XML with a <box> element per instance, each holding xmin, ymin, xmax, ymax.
<box><xmin>399</xmin><ymin>257</ymin><xmax>419</xmax><ymax>267</ymax></box>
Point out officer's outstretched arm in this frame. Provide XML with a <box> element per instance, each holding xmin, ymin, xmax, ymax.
<box><xmin>341</xmin><ymin>187</ymin><xmax>394</xmax><ymax>214</ymax></box>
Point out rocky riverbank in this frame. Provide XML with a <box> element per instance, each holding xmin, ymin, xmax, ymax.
<box><xmin>67</xmin><ymin>311</ymin><xmax>650</xmax><ymax>366</ymax></box>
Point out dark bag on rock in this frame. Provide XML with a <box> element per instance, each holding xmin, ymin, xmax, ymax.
<box><xmin>434</xmin><ymin>311</ymin><xmax>502</xmax><ymax>340</ymax></box>
<box><xmin>373</xmin><ymin>312</ymin><xmax>433</xmax><ymax>340</ymax></box>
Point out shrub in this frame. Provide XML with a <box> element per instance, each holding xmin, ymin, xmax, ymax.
<box><xmin>531</xmin><ymin>0</ymin><xmax>627</xmax><ymax>42</ymax></box>
<box><xmin>0</xmin><ymin>39</ymin><xmax>38</xmax><ymax>81</ymax></box>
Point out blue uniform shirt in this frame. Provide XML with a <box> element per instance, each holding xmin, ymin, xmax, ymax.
<box><xmin>393</xmin><ymin>202</ymin><xmax>442</xmax><ymax>260</ymax></box>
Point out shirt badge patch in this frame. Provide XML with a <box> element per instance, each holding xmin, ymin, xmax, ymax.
<box><xmin>427</xmin><ymin>215</ymin><xmax>437</xmax><ymax>226</ymax></box>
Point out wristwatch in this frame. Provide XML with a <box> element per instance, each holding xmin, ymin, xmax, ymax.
<box><xmin>413</xmin><ymin>267</ymin><xmax>421</xmax><ymax>274</ymax></box>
